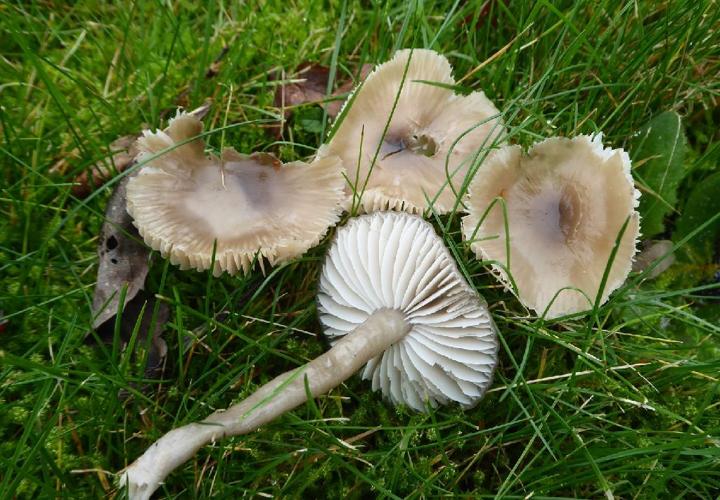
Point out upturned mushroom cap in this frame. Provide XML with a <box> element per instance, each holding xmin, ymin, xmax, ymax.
<box><xmin>126</xmin><ymin>112</ymin><xmax>345</xmax><ymax>276</ymax></box>
<box><xmin>318</xmin><ymin>49</ymin><xmax>504</xmax><ymax>214</ymax></box>
<box><xmin>318</xmin><ymin>212</ymin><xmax>498</xmax><ymax>411</ymax></box>
<box><xmin>462</xmin><ymin>135</ymin><xmax>641</xmax><ymax>318</ymax></box>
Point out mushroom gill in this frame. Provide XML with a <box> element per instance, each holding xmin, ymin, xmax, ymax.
<box><xmin>318</xmin><ymin>212</ymin><xmax>498</xmax><ymax>410</ymax></box>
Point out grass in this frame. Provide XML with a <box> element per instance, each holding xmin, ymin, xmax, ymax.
<box><xmin>1</xmin><ymin>0</ymin><xmax>719</xmax><ymax>498</ymax></box>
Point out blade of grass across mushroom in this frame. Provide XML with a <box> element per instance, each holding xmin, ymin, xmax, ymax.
<box><xmin>351</xmin><ymin>49</ymin><xmax>414</xmax><ymax>215</ymax></box>
<box><xmin>447</xmin><ymin>81</ymin><xmax>545</xmax><ymax>223</ymax></box>
<box><xmin>420</xmin><ymin>124</ymin><xmax>499</xmax><ymax>220</ymax></box>
<box><xmin>404</xmin><ymin>54</ymin><xmax>505</xmax><ymax>213</ymax></box>
<box><xmin>320</xmin><ymin>49</ymin><xmax>505</xmax><ymax>215</ymax></box>
<box><xmin>462</xmin><ymin>195</ymin><xmax>519</xmax><ymax>298</ymax></box>
<box><xmin>339</xmin><ymin>50</ymin><xmax>419</xmax><ymax>215</ymax></box>
<box><xmin>120</xmin><ymin>212</ymin><xmax>499</xmax><ymax>499</ymax></box>
<box><xmin>405</xmin><ymin>73</ymin><xmax>507</xmax><ymax>217</ymax></box>
<box><xmin>441</xmin><ymin>112</ymin><xmax>508</xmax><ymax>217</ymax></box>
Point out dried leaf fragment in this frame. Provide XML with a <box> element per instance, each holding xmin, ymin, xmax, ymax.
<box><xmin>632</xmin><ymin>240</ymin><xmax>675</xmax><ymax>279</ymax></box>
<box><xmin>272</xmin><ymin>62</ymin><xmax>372</xmax><ymax>136</ymax></box>
<box><xmin>91</xmin><ymin>176</ymin><xmax>150</xmax><ymax>329</ymax></box>
<box><xmin>88</xmin><ymin>176</ymin><xmax>168</xmax><ymax>379</ymax></box>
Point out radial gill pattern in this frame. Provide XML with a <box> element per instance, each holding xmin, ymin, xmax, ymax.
<box><xmin>318</xmin><ymin>212</ymin><xmax>498</xmax><ymax>412</ymax></box>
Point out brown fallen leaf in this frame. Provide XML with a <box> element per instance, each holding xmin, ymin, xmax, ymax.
<box><xmin>272</xmin><ymin>63</ymin><xmax>372</xmax><ymax>137</ymax></box>
<box><xmin>87</xmin><ymin>103</ymin><xmax>212</xmax><ymax>384</ymax></box>
<box><xmin>632</xmin><ymin>240</ymin><xmax>675</xmax><ymax>279</ymax></box>
<box><xmin>327</xmin><ymin>63</ymin><xmax>373</xmax><ymax>117</ymax></box>
<box><xmin>91</xmin><ymin>176</ymin><xmax>149</xmax><ymax>329</ymax></box>
<box><xmin>87</xmin><ymin>176</ymin><xmax>169</xmax><ymax>380</ymax></box>
<box><xmin>275</xmin><ymin>63</ymin><xmax>331</xmax><ymax>110</ymax></box>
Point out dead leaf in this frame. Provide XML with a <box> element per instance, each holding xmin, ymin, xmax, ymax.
<box><xmin>88</xmin><ymin>176</ymin><xmax>169</xmax><ymax>380</ymax></box>
<box><xmin>272</xmin><ymin>63</ymin><xmax>372</xmax><ymax>137</ymax></box>
<box><xmin>87</xmin><ymin>103</ymin><xmax>212</xmax><ymax>382</ymax></box>
<box><xmin>632</xmin><ymin>240</ymin><xmax>675</xmax><ymax>279</ymax></box>
<box><xmin>326</xmin><ymin>63</ymin><xmax>372</xmax><ymax>117</ymax></box>
<box><xmin>91</xmin><ymin>176</ymin><xmax>149</xmax><ymax>329</ymax></box>
<box><xmin>275</xmin><ymin>63</ymin><xmax>331</xmax><ymax>110</ymax></box>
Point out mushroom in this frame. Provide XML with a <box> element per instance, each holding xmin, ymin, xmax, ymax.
<box><xmin>462</xmin><ymin>135</ymin><xmax>641</xmax><ymax>318</ymax></box>
<box><xmin>126</xmin><ymin>112</ymin><xmax>345</xmax><ymax>276</ymax></box>
<box><xmin>120</xmin><ymin>211</ymin><xmax>498</xmax><ymax>499</ymax></box>
<box><xmin>318</xmin><ymin>49</ymin><xmax>504</xmax><ymax>214</ymax></box>
<box><xmin>318</xmin><ymin>211</ymin><xmax>498</xmax><ymax>410</ymax></box>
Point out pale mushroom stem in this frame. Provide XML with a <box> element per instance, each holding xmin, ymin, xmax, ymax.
<box><xmin>120</xmin><ymin>309</ymin><xmax>410</xmax><ymax>500</ymax></box>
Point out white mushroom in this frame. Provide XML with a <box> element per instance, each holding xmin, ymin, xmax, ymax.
<box><xmin>318</xmin><ymin>49</ymin><xmax>504</xmax><ymax>214</ymax></box>
<box><xmin>120</xmin><ymin>212</ymin><xmax>498</xmax><ymax>499</ymax></box>
<box><xmin>462</xmin><ymin>135</ymin><xmax>641</xmax><ymax>318</ymax></box>
<box><xmin>126</xmin><ymin>112</ymin><xmax>345</xmax><ymax>276</ymax></box>
<box><xmin>318</xmin><ymin>212</ymin><xmax>498</xmax><ymax>410</ymax></box>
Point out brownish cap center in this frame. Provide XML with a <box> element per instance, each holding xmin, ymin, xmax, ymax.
<box><xmin>558</xmin><ymin>183</ymin><xmax>583</xmax><ymax>244</ymax></box>
<box><xmin>381</xmin><ymin>132</ymin><xmax>438</xmax><ymax>160</ymax></box>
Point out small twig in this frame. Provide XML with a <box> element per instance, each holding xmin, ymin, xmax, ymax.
<box><xmin>69</xmin><ymin>468</ymin><xmax>113</xmax><ymax>492</ymax></box>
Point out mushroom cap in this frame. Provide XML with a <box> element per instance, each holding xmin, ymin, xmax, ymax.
<box><xmin>462</xmin><ymin>135</ymin><xmax>641</xmax><ymax>318</ymax></box>
<box><xmin>318</xmin><ymin>211</ymin><xmax>498</xmax><ymax>412</ymax></box>
<box><xmin>318</xmin><ymin>49</ymin><xmax>504</xmax><ymax>215</ymax></box>
<box><xmin>126</xmin><ymin>112</ymin><xmax>345</xmax><ymax>276</ymax></box>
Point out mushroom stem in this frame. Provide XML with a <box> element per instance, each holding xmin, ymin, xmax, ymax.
<box><xmin>120</xmin><ymin>308</ymin><xmax>410</xmax><ymax>500</ymax></box>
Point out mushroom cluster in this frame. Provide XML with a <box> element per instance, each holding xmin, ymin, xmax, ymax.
<box><xmin>117</xmin><ymin>48</ymin><xmax>643</xmax><ymax>499</ymax></box>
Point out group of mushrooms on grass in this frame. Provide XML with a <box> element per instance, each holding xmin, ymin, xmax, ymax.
<box><xmin>115</xmin><ymin>49</ymin><xmax>641</xmax><ymax>499</ymax></box>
